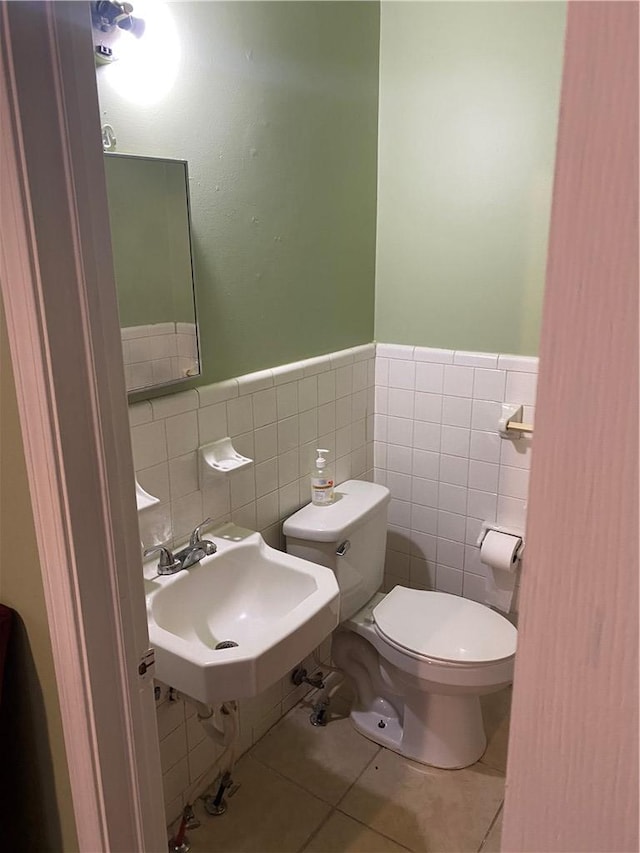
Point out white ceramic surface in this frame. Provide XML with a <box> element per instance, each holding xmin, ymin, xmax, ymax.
<box><xmin>373</xmin><ymin>587</ymin><xmax>517</xmax><ymax>663</ymax></box>
<box><xmin>283</xmin><ymin>476</ymin><xmax>515</xmax><ymax>769</ymax></box>
<box><xmin>145</xmin><ymin>523</ymin><xmax>340</xmax><ymax>703</ymax></box>
<box><xmin>283</xmin><ymin>479</ymin><xmax>390</xmax><ymax>542</ymax></box>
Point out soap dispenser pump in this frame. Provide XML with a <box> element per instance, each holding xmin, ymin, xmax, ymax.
<box><xmin>311</xmin><ymin>448</ymin><xmax>335</xmax><ymax>506</ymax></box>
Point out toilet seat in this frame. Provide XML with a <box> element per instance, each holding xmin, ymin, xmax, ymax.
<box><xmin>373</xmin><ymin>587</ymin><xmax>517</xmax><ymax>665</ymax></box>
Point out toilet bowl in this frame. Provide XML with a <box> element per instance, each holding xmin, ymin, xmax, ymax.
<box><xmin>333</xmin><ymin>588</ymin><xmax>516</xmax><ymax>768</ymax></box>
<box><xmin>284</xmin><ymin>479</ymin><xmax>517</xmax><ymax>769</ymax></box>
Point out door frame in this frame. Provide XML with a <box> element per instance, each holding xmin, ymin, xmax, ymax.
<box><xmin>502</xmin><ymin>2</ymin><xmax>638</xmax><ymax>850</ymax></box>
<box><xmin>0</xmin><ymin>2</ymin><xmax>165</xmax><ymax>850</ymax></box>
<box><xmin>1</xmin><ymin>1</ymin><xmax>637</xmax><ymax>851</ymax></box>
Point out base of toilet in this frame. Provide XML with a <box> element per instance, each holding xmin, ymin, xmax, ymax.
<box><xmin>349</xmin><ymin>689</ymin><xmax>487</xmax><ymax>769</ymax></box>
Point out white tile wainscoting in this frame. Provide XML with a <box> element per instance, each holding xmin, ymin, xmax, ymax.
<box><xmin>129</xmin><ymin>341</ymin><xmax>536</xmax><ymax>823</ymax></box>
<box><xmin>374</xmin><ymin>344</ymin><xmax>537</xmax><ymax>611</ymax></box>
<box><xmin>129</xmin><ymin>344</ymin><xmax>375</xmax><ymax>822</ymax></box>
<box><xmin>130</xmin><ymin>343</ymin><xmax>375</xmax><ymax>554</ymax></box>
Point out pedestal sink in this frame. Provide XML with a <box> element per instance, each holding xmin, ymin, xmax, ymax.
<box><xmin>144</xmin><ymin>524</ymin><xmax>340</xmax><ymax>703</ymax></box>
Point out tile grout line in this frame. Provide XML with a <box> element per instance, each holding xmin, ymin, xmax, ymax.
<box><xmin>246</xmin><ymin>719</ymin><xmax>371</xmax><ymax>852</ymax></box>
<box><xmin>244</xmin><ymin>745</ymin><xmax>336</xmax><ymax>810</ymax></box>
<box><xmin>216</xmin><ymin>751</ymin><xmax>332</xmax><ymax>853</ymax></box>
<box><xmin>247</xmin><ymin>693</ymin><xmax>376</xmax><ymax>804</ymax></box>
<box><xmin>296</xmin><ymin>806</ymin><xmax>337</xmax><ymax>853</ymax></box>
<box><xmin>185</xmin><ymin>695</ymin><xmax>509</xmax><ymax>851</ymax></box>
<box><xmin>248</xmin><ymin>703</ymin><xmax>387</xmax><ymax>851</ymax></box>
<box><xmin>333</xmin><ymin>807</ymin><xmax>414</xmax><ymax>852</ymax></box>
<box><xmin>477</xmin><ymin>798</ymin><xmax>504</xmax><ymax>853</ymax></box>
<box><xmin>331</xmin><ymin>745</ymin><xmax>419</xmax><ymax>851</ymax></box>
<box><xmin>333</xmin><ymin>744</ymin><xmax>383</xmax><ymax>810</ymax></box>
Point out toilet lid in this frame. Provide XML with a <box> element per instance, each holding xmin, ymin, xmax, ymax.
<box><xmin>373</xmin><ymin>587</ymin><xmax>517</xmax><ymax>663</ymax></box>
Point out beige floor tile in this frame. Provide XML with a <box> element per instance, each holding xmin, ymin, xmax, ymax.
<box><xmin>303</xmin><ymin>811</ymin><xmax>410</xmax><ymax>853</ymax></box>
<box><xmin>480</xmin><ymin>687</ymin><xmax>511</xmax><ymax>773</ymax></box>
<box><xmin>339</xmin><ymin>748</ymin><xmax>505</xmax><ymax>853</ymax></box>
<box><xmin>479</xmin><ymin>805</ymin><xmax>502</xmax><ymax>852</ymax></box>
<box><xmin>250</xmin><ymin>698</ymin><xmax>380</xmax><ymax>805</ymax></box>
<box><xmin>187</xmin><ymin>755</ymin><xmax>330</xmax><ymax>852</ymax></box>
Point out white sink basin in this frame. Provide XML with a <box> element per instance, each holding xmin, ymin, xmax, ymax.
<box><xmin>144</xmin><ymin>524</ymin><xmax>340</xmax><ymax>704</ymax></box>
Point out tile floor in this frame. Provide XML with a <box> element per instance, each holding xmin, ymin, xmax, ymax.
<box><xmin>179</xmin><ymin>686</ymin><xmax>510</xmax><ymax>853</ymax></box>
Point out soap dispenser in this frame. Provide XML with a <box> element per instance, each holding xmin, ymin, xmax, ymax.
<box><xmin>311</xmin><ymin>448</ymin><xmax>335</xmax><ymax>506</ymax></box>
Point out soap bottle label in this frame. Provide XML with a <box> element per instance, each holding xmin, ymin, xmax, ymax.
<box><xmin>311</xmin><ymin>477</ymin><xmax>334</xmax><ymax>504</ymax></box>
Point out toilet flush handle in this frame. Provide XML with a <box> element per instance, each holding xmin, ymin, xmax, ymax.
<box><xmin>336</xmin><ymin>540</ymin><xmax>350</xmax><ymax>557</ymax></box>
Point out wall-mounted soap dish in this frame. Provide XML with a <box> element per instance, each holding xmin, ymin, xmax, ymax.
<box><xmin>136</xmin><ymin>479</ymin><xmax>160</xmax><ymax>511</ymax></box>
<box><xmin>199</xmin><ymin>437</ymin><xmax>253</xmax><ymax>483</ymax></box>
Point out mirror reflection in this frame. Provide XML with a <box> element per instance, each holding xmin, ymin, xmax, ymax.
<box><xmin>104</xmin><ymin>152</ymin><xmax>200</xmax><ymax>393</ymax></box>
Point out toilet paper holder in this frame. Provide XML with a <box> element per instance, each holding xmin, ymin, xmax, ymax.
<box><xmin>476</xmin><ymin>522</ymin><xmax>525</xmax><ymax>561</ymax></box>
<box><xmin>499</xmin><ymin>404</ymin><xmax>534</xmax><ymax>438</ymax></box>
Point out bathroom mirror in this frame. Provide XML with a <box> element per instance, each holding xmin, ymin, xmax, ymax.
<box><xmin>104</xmin><ymin>152</ymin><xmax>200</xmax><ymax>393</ymax></box>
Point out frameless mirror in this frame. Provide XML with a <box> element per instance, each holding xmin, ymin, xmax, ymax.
<box><xmin>104</xmin><ymin>153</ymin><xmax>200</xmax><ymax>393</ymax></box>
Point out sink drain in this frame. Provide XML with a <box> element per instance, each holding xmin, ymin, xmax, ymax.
<box><xmin>215</xmin><ymin>640</ymin><xmax>239</xmax><ymax>650</ymax></box>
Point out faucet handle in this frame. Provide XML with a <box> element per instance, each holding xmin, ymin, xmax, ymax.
<box><xmin>144</xmin><ymin>545</ymin><xmax>181</xmax><ymax>575</ymax></box>
<box><xmin>189</xmin><ymin>518</ymin><xmax>214</xmax><ymax>547</ymax></box>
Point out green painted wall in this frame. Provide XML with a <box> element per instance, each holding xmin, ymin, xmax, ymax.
<box><xmin>97</xmin><ymin>1</ymin><xmax>380</xmax><ymax>384</ymax></box>
<box><xmin>375</xmin><ymin>1</ymin><xmax>566</xmax><ymax>355</ymax></box>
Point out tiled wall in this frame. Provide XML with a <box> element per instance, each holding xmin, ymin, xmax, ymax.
<box><xmin>130</xmin><ymin>339</ymin><xmax>536</xmax><ymax>822</ymax></box>
<box><xmin>373</xmin><ymin>344</ymin><xmax>537</xmax><ymax>612</ymax></box>
<box><xmin>129</xmin><ymin>343</ymin><xmax>375</xmax><ymax>822</ymax></box>
<box><xmin>121</xmin><ymin>321</ymin><xmax>198</xmax><ymax>392</ymax></box>
<box><xmin>130</xmin><ymin>343</ymin><xmax>375</xmax><ymax>553</ymax></box>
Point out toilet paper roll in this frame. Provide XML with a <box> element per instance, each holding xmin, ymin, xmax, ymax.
<box><xmin>480</xmin><ymin>531</ymin><xmax>522</xmax><ymax>614</ymax></box>
<box><xmin>480</xmin><ymin>530</ymin><xmax>521</xmax><ymax>572</ymax></box>
<box><xmin>484</xmin><ymin>569</ymin><xmax>518</xmax><ymax>614</ymax></box>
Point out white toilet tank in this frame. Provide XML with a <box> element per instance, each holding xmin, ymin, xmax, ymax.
<box><xmin>283</xmin><ymin>479</ymin><xmax>391</xmax><ymax>621</ymax></box>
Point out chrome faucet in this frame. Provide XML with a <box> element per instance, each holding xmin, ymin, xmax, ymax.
<box><xmin>177</xmin><ymin>517</ymin><xmax>217</xmax><ymax>569</ymax></box>
<box><xmin>189</xmin><ymin>518</ymin><xmax>217</xmax><ymax>551</ymax></box>
<box><xmin>144</xmin><ymin>518</ymin><xmax>217</xmax><ymax>575</ymax></box>
<box><xmin>144</xmin><ymin>545</ymin><xmax>182</xmax><ymax>576</ymax></box>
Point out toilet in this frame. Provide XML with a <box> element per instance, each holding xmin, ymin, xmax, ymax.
<box><xmin>283</xmin><ymin>479</ymin><xmax>517</xmax><ymax>769</ymax></box>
